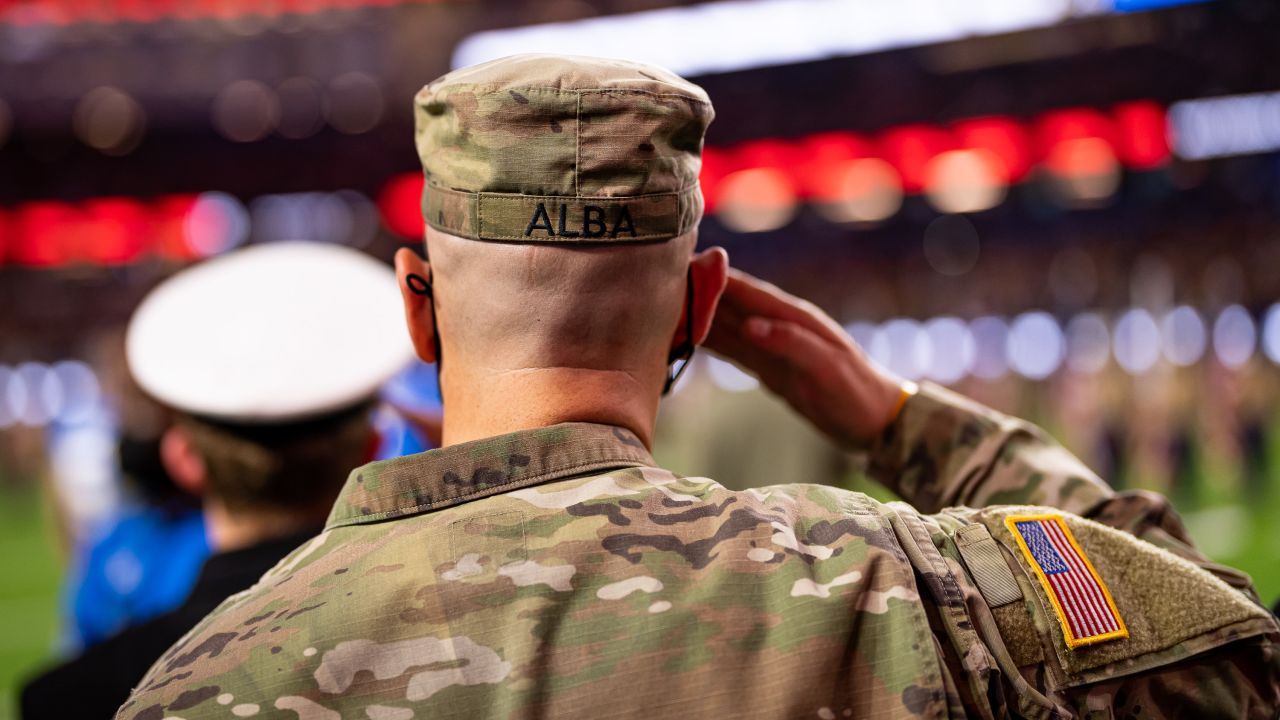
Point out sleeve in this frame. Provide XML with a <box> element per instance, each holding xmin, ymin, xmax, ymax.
<box><xmin>864</xmin><ymin>382</ymin><xmax>1260</xmax><ymax>597</ymax></box>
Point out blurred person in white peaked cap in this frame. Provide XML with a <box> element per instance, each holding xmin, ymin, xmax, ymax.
<box><xmin>22</xmin><ymin>241</ymin><xmax>415</xmax><ymax>720</ymax></box>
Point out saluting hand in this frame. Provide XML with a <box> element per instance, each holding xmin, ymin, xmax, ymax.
<box><xmin>702</xmin><ymin>268</ymin><xmax>906</xmax><ymax>449</ymax></box>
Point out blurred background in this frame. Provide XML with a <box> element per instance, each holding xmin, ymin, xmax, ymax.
<box><xmin>3</xmin><ymin>0</ymin><xmax>1280</xmax><ymax>715</ymax></box>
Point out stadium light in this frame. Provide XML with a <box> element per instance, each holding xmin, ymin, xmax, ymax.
<box><xmin>1169</xmin><ymin>91</ymin><xmax>1280</xmax><ymax>160</ymax></box>
<box><xmin>454</xmin><ymin>0</ymin><xmax>1112</xmax><ymax>77</ymax></box>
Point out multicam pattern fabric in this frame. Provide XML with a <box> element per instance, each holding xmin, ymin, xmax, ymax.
<box><xmin>117</xmin><ymin>384</ymin><xmax>1280</xmax><ymax>719</ymax></box>
<box><xmin>414</xmin><ymin>54</ymin><xmax>713</xmax><ymax>243</ymax></box>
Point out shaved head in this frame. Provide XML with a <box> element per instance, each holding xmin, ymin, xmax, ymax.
<box><xmin>396</xmin><ymin>225</ymin><xmax>725</xmax><ymax>447</ymax></box>
<box><xmin>425</xmin><ymin>228</ymin><xmax>697</xmax><ymax>378</ymax></box>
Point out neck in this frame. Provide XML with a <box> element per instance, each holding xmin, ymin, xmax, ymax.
<box><xmin>441</xmin><ymin>366</ymin><xmax>660</xmax><ymax>449</ymax></box>
<box><xmin>204</xmin><ymin>499</ymin><xmax>329</xmax><ymax>554</ymax></box>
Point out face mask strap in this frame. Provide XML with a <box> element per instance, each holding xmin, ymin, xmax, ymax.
<box><xmin>406</xmin><ymin>272</ymin><xmax>445</xmax><ymax>402</ymax></box>
<box><xmin>662</xmin><ymin>267</ymin><xmax>696</xmax><ymax>396</ymax></box>
<box><xmin>405</xmin><ymin>272</ymin><xmax>432</xmax><ymax>297</ymax></box>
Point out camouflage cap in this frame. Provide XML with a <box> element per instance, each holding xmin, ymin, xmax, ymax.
<box><xmin>414</xmin><ymin>53</ymin><xmax>714</xmax><ymax>243</ymax></box>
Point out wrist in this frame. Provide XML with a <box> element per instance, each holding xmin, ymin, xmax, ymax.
<box><xmin>843</xmin><ymin>364</ymin><xmax>911</xmax><ymax>449</ymax></box>
<box><xmin>868</xmin><ymin>374</ymin><xmax>911</xmax><ymax>438</ymax></box>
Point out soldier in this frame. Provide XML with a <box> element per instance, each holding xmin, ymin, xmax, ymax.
<box><xmin>24</xmin><ymin>242</ymin><xmax>412</xmax><ymax>719</ymax></box>
<box><xmin>116</xmin><ymin>55</ymin><xmax>1278</xmax><ymax>719</ymax></box>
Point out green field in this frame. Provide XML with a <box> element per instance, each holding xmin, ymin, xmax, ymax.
<box><xmin>0</xmin><ymin>489</ymin><xmax>62</xmax><ymax>720</ymax></box>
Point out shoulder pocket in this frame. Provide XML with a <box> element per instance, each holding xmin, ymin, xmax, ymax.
<box><xmin>976</xmin><ymin>506</ymin><xmax>1276</xmax><ymax>688</ymax></box>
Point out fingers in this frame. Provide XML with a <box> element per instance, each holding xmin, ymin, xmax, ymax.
<box><xmin>706</xmin><ymin>311</ymin><xmax>842</xmax><ymax>394</ymax></box>
<box><xmin>703</xmin><ymin>293</ymin><xmax>767</xmax><ymax>360</ymax></box>
<box><xmin>717</xmin><ymin>269</ymin><xmax>850</xmax><ymax>346</ymax></box>
<box><xmin>742</xmin><ymin>317</ymin><xmax>840</xmax><ymax>377</ymax></box>
<box><xmin>719</xmin><ymin>270</ymin><xmax>804</xmax><ymax>321</ymax></box>
<box><xmin>705</xmin><ymin>264</ymin><xmax>905</xmax><ymax>448</ymax></box>
<box><xmin>704</xmin><ymin>322</ymin><xmax>783</xmax><ymax>383</ymax></box>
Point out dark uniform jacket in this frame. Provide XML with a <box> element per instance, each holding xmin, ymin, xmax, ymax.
<box><xmin>23</xmin><ymin>530</ymin><xmax>317</xmax><ymax>720</ymax></box>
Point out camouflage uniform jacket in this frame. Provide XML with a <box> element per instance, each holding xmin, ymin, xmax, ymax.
<box><xmin>117</xmin><ymin>384</ymin><xmax>1279</xmax><ymax>719</ymax></box>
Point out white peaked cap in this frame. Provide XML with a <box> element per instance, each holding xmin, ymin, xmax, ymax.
<box><xmin>127</xmin><ymin>241</ymin><xmax>415</xmax><ymax>423</ymax></box>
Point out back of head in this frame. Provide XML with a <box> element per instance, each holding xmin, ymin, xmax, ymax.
<box><xmin>178</xmin><ymin>403</ymin><xmax>374</xmax><ymax>512</ymax></box>
<box><xmin>425</xmin><ymin>229</ymin><xmax>693</xmax><ymax>375</ymax></box>
<box><xmin>413</xmin><ymin>54</ymin><xmax>715</xmax><ymax>381</ymax></box>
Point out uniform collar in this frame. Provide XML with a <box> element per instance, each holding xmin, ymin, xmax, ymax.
<box><xmin>326</xmin><ymin>422</ymin><xmax>655</xmax><ymax>529</ymax></box>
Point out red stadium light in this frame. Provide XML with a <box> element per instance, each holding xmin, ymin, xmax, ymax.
<box><xmin>877</xmin><ymin>125</ymin><xmax>954</xmax><ymax>193</ymax></box>
<box><xmin>11</xmin><ymin>202</ymin><xmax>78</xmax><ymax>268</ymax></box>
<box><xmin>1045</xmin><ymin>137</ymin><xmax>1121</xmax><ymax>206</ymax></box>
<box><xmin>0</xmin><ymin>209</ymin><xmax>9</xmax><ymax>267</ymax></box>
<box><xmin>733</xmin><ymin>138</ymin><xmax>804</xmax><ymax>177</ymax></box>
<box><xmin>811</xmin><ymin>157</ymin><xmax>903</xmax><ymax>225</ymax></box>
<box><xmin>797</xmin><ymin>132</ymin><xmax>872</xmax><ymax>200</ymax></box>
<box><xmin>1034</xmin><ymin>108</ymin><xmax>1118</xmax><ymax>163</ymax></box>
<box><xmin>2</xmin><ymin>196</ymin><xmax>208</xmax><ymax>268</ymax></box>
<box><xmin>699</xmin><ymin>146</ymin><xmax>732</xmax><ymax>213</ymax></box>
<box><xmin>1046</xmin><ymin>137</ymin><xmax>1117</xmax><ymax>178</ymax></box>
<box><xmin>710</xmin><ymin>139</ymin><xmax>803</xmax><ymax>229</ymax></box>
<box><xmin>0</xmin><ymin>98</ymin><xmax>1183</xmax><ymax>255</ymax></box>
<box><xmin>114</xmin><ymin>0</ymin><xmax>165</xmax><ymax>23</ymax></box>
<box><xmin>377</xmin><ymin>173</ymin><xmax>426</xmax><ymax>242</ymax></box>
<box><xmin>713</xmin><ymin>138</ymin><xmax>802</xmax><ymax>232</ymax></box>
<box><xmin>800</xmin><ymin>132</ymin><xmax>871</xmax><ymax>164</ymax></box>
<box><xmin>83</xmin><ymin>198</ymin><xmax>150</xmax><ymax>265</ymax></box>
<box><xmin>925</xmin><ymin>149</ymin><xmax>1007</xmax><ymax>214</ymax></box>
<box><xmin>715</xmin><ymin>168</ymin><xmax>798</xmax><ymax>233</ymax></box>
<box><xmin>1113</xmin><ymin>101</ymin><xmax>1170</xmax><ymax>170</ymax></box>
<box><xmin>952</xmin><ymin>116</ymin><xmax>1032</xmax><ymax>183</ymax></box>
<box><xmin>150</xmin><ymin>195</ymin><xmax>201</xmax><ymax>261</ymax></box>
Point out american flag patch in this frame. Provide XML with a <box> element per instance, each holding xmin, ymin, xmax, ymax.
<box><xmin>1006</xmin><ymin>514</ymin><xmax>1128</xmax><ymax>648</ymax></box>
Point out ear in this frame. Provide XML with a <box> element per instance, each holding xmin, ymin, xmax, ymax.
<box><xmin>394</xmin><ymin>247</ymin><xmax>437</xmax><ymax>364</ymax></box>
<box><xmin>160</xmin><ymin>425</ymin><xmax>206</xmax><ymax>497</ymax></box>
<box><xmin>672</xmin><ymin>246</ymin><xmax>729</xmax><ymax>351</ymax></box>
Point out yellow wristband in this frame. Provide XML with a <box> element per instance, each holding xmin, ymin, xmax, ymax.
<box><xmin>888</xmin><ymin>381</ymin><xmax>918</xmax><ymax>423</ymax></box>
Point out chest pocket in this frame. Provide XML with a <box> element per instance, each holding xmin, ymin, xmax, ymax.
<box><xmin>965</xmin><ymin>506</ymin><xmax>1275</xmax><ymax>689</ymax></box>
